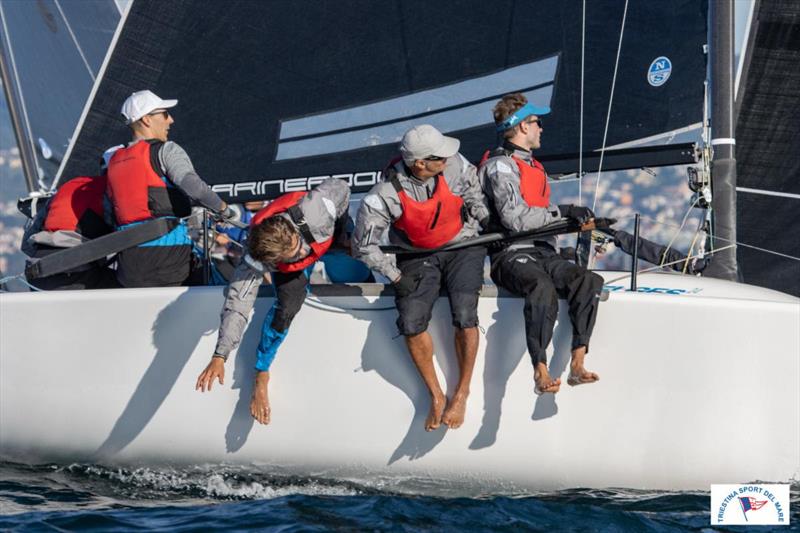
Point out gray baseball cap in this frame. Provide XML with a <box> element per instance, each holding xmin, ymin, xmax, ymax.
<box><xmin>400</xmin><ymin>125</ymin><xmax>460</xmax><ymax>164</ymax></box>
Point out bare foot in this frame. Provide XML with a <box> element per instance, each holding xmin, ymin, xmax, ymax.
<box><xmin>426</xmin><ymin>392</ymin><xmax>446</xmax><ymax>431</ymax></box>
<box><xmin>250</xmin><ymin>371</ymin><xmax>271</xmax><ymax>425</ymax></box>
<box><xmin>568</xmin><ymin>346</ymin><xmax>599</xmax><ymax>387</ymax></box>
<box><xmin>442</xmin><ymin>393</ymin><xmax>468</xmax><ymax>429</ymax></box>
<box><xmin>567</xmin><ymin>368</ymin><xmax>599</xmax><ymax>386</ymax></box>
<box><xmin>534</xmin><ymin>362</ymin><xmax>561</xmax><ymax>395</ymax></box>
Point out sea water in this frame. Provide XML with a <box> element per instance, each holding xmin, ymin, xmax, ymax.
<box><xmin>0</xmin><ymin>461</ymin><xmax>796</xmax><ymax>531</ymax></box>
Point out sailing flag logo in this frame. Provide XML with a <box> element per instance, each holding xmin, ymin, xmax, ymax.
<box><xmin>711</xmin><ymin>484</ymin><xmax>790</xmax><ymax>525</ymax></box>
<box><xmin>739</xmin><ymin>496</ymin><xmax>769</xmax><ymax>519</ymax></box>
<box><xmin>647</xmin><ymin>56</ymin><xmax>672</xmax><ymax>86</ymax></box>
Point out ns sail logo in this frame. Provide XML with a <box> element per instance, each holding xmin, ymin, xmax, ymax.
<box><xmin>647</xmin><ymin>56</ymin><xmax>672</xmax><ymax>86</ymax></box>
<box><xmin>711</xmin><ymin>484</ymin><xmax>790</xmax><ymax>526</ymax></box>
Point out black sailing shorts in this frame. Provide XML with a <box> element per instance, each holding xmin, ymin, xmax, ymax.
<box><xmin>394</xmin><ymin>246</ymin><xmax>486</xmax><ymax>336</ymax></box>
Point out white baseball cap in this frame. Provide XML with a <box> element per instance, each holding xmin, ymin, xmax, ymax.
<box><xmin>120</xmin><ymin>90</ymin><xmax>178</xmax><ymax>124</ymax></box>
<box><xmin>400</xmin><ymin>124</ymin><xmax>460</xmax><ymax>164</ymax></box>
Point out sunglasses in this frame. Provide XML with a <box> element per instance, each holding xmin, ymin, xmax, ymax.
<box><xmin>424</xmin><ymin>155</ymin><xmax>448</xmax><ymax>162</ymax></box>
<box><xmin>526</xmin><ymin>118</ymin><xmax>543</xmax><ymax>128</ymax></box>
<box><xmin>147</xmin><ymin>109</ymin><xmax>170</xmax><ymax>119</ymax></box>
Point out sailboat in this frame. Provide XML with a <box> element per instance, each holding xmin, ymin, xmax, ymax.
<box><xmin>1</xmin><ymin>0</ymin><xmax>797</xmax><ymax>491</ymax></box>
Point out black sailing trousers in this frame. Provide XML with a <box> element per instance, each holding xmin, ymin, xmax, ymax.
<box><xmin>490</xmin><ymin>245</ymin><xmax>604</xmax><ymax>367</ymax></box>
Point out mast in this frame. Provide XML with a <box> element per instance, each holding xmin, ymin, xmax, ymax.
<box><xmin>705</xmin><ymin>0</ymin><xmax>739</xmax><ymax>281</ymax></box>
<box><xmin>0</xmin><ymin>9</ymin><xmax>38</xmax><ymax>193</ymax></box>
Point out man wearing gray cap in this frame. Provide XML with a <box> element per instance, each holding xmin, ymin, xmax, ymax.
<box><xmin>106</xmin><ymin>90</ymin><xmax>231</xmax><ymax>287</ymax></box>
<box><xmin>353</xmin><ymin>124</ymin><xmax>490</xmax><ymax>432</ymax></box>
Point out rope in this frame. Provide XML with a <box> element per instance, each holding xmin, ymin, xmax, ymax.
<box><xmin>591</xmin><ymin>0</ymin><xmax>629</xmax><ymax>213</ymax></box>
<box><xmin>578</xmin><ymin>0</ymin><xmax>586</xmax><ymax>204</ymax></box>
<box><xmin>683</xmin><ymin>230</ymin><xmax>702</xmax><ymax>274</ymax></box>
<box><xmin>659</xmin><ymin>196</ymin><xmax>700</xmax><ymax>268</ymax></box>
<box><xmin>0</xmin><ymin>274</ymin><xmax>43</xmax><ymax>292</ymax></box>
<box><xmin>603</xmin><ymin>244</ymin><xmax>736</xmax><ymax>286</ymax></box>
<box><xmin>303</xmin><ymin>296</ymin><xmax>396</xmax><ymax>313</ymax></box>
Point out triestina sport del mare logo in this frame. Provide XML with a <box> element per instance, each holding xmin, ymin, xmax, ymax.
<box><xmin>711</xmin><ymin>484</ymin><xmax>790</xmax><ymax>525</ymax></box>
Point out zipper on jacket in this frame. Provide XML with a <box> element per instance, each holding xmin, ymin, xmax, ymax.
<box><xmin>430</xmin><ymin>201</ymin><xmax>442</xmax><ymax>229</ymax></box>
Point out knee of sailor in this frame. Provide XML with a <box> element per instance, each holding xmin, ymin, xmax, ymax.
<box><xmin>527</xmin><ymin>278</ymin><xmax>557</xmax><ymax>301</ymax></box>
<box><xmin>449</xmin><ymin>292</ymin><xmax>479</xmax><ymax>329</ymax></box>
<box><xmin>396</xmin><ymin>313</ymin><xmax>429</xmax><ymax>337</ymax></box>
<box><xmin>270</xmin><ymin>312</ymin><xmax>295</xmax><ymax>332</ymax></box>
<box><xmin>588</xmin><ymin>271</ymin><xmax>604</xmax><ymax>291</ymax></box>
<box><xmin>271</xmin><ymin>301</ymin><xmax>303</xmax><ymax>331</ymax></box>
<box><xmin>574</xmin><ymin>271</ymin><xmax>604</xmax><ymax>294</ymax></box>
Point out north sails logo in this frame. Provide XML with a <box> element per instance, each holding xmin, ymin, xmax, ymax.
<box><xmin>274</xmin><ymin>55</ymin><xmax>559</xmax><ymax>161</ymax></box>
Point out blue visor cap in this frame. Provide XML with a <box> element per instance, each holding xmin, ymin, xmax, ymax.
<box><xmin>496</xmin><ymin>102</ymin><xmax>551</xmax><ymax>132</ymax></box>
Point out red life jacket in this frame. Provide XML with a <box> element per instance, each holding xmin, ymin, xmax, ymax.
<box><xmin>106</xmin><ymin>140</ymin><xmax>191</xmax><ymax>225</ymax></box>
<box><xmin>390</xmin><ymin>169</ymin><xmax>464</xmax><ymax>249</ymax></box>
<box><xmin>480</xmin><ymin>149</ymin><xmax>550</xmax><ymax>207</ymax></box>
<box><xmin>250</xmin><ymin>191</ymin><xmax>332</xmax><ymax>273</ymax></box>
<box><xmin>43</xmin><ymin>175</ymin><xmax>110</xmax><ymax>239</ymax></box>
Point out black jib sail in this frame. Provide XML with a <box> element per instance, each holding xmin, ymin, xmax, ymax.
<box><xmin>58</xmin><ymin>0</ymin><xmax>707</xmax><ymax>202</ymax></box>
<box><xmin>734</xmin><ymin>0</ymin><xmax>800</xmax><ymax>297</ymax></box>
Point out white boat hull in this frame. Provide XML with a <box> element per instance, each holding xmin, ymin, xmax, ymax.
<box><xmin>1</xmin><ymin>272</ymin><xmax>798</xmax><ymax>490</ymax></box>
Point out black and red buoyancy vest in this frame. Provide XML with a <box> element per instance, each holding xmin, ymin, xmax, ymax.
<box><xmin>390</xmin><ymin>169</ymin><xmax>465</xmax><ymax>249</ymax></box>
<box><xmin>480</xmin><ymin>148</ymin><xmax>550</xmax><ymax>207</ymax></box>
<box><xmin>250</xmin><ymin>191</ymin><xmax>333</xmax><ymax>273</ymax></box>
<box><xmin>105</xmin><ymin>140</ymin><xmax>191</xmax><ymax>225</ymax></box>
<box><xmin>43</xmin><ymin>175</ymin><xmax>110</xmax><ymax>239</ymax></box>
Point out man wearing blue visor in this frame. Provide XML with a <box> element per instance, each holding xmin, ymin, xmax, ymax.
<box><xmin>478</xmin><ymin>93</ymin><xmax>603</xmax><ymax>395</ymax></box>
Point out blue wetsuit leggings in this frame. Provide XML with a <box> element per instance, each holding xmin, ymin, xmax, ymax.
<box><xmin>255</xmin><ymin>269</ymin><xmax>309</xmax><ymax>372</ymax></box>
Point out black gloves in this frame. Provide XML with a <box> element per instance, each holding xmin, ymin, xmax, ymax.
<box><xmin>393</xmin><ymin>273</ymin><xmax>422</xmax><ymax>297</ymax></box>
<box><xmin>558</xmin><ymin>204</ymin><xmax>595</xmax><ymax>225</ymax></box>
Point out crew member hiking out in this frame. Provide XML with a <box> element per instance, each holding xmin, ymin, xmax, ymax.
<box><xmin>21</xmin><ymin>173</ymin><xmax>119</xmax><ymax>291</ymax></box>
<box><xmin>353</xmin><ymin>124</ymin><xmax>491</xmax><ymax>432</ymax></box>
<box><xmin>106</xmin><ymin>90</ymin><xmax>232</xmax><ymax>287</ymax></box>
<box><xmin>479</xmin><ymin>93</ymin><xmax>603</xmax><ymax>395</ymax></box>
<box><xmin>195</xmin><ymin>177</ymin><xmax>354</xmax><ymax>425</ymax></box>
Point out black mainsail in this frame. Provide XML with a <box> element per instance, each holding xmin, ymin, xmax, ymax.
<box><xmin>734</xmin><ymin>0</ymin><xmax>800</xmax><ymax>296</ymax></box>
<box><xmin>58</xmin><ymin>0</ymin><xmax>707</xmax><ymax>202</ymax></box>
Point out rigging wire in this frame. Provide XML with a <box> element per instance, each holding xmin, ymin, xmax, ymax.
<box><xmin>590</xmin><ymin>0</ymin><xmax>629</xmax><ymax>214</ymax></box>
<box><xmin>578</xmin><ymin>0</ymin><xmax>586</xmax><ymax>204</ymax></box>
<box><xmin>53</xmin><ymin>0</ymin><xmax>96</xmax><ymax>81</ymax></box>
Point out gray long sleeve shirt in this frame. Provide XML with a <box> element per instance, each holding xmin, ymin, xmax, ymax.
<box><xmin>352</xmin><ymin>154</ymin><xmax>489</xmax><ymax>281</ymax></box>
<box><xmin>479</xmin><ymin>145</ymin><xmax>563</xmax><ymax>250</ymax></box>
<box><xmin>149</xmin><ymin>140</ymin><xmax>225</xmax><ymax>213</ymax></box>
<box><xmin>213</xmin><ymin>177</ymin><xmax>351</xmax><ymax>359</ymax></box>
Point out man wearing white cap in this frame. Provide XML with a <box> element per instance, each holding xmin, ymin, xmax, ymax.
<box><xmin>353</xmin><ymin>124</ymin><xmax>490</xmax><ymax>432</ymax></box>
<box><xmin>479</xmin><ymin>93</ymin><xmax>603</xmax><ymax>396</ymax></box>
<box><xmin>106</xmin><ymin>90</ymin><xmax>231</xmax><ymax>287</ymax></box>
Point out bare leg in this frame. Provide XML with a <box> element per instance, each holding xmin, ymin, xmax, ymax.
<box><xmin>534</xmin><ymin>362</ymin><xmax>561</xmax><ymax>394</ymax></box>
<box><xmin>567</xmin><ymin>345</ymin><xmax>599</xmax><ymax>386</ymax></box>
<box><xmin>405</xmin><ymin>331</ymin><xmax>446</xmax><ymax>431</ymax></box>
<box><xmin>250</xmin><ymin>371</ymin><xmax>271</xmax><ymax>425</ymax></box>
<box><xmin>442</xmin><ymin>326</ymin><xmax>478</xmax><ymax>429</ymax></box>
